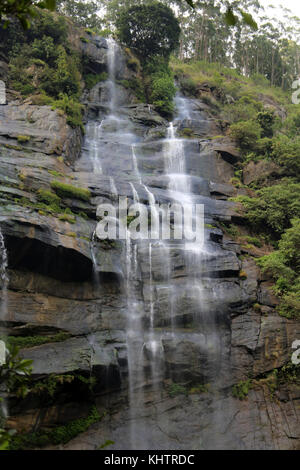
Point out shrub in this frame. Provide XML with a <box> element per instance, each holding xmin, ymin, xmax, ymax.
<box><xmin>51</xmin><ymin>94</ymin><xmax>84</xmax><ymax>130</ymax></box>
<box><xmin>257</xmin><ymin>219</ymin><xmax>300</xmax><ymax>319</ymax></box>
<box><xmin>178</xmin><ymin>75</ymin><xmax>198</xmax><ymax>97</ymax></box>
<box><xmin>145</xmin><ymin>58</ymin><xmax>176</xmax><ymax>117</ymax></box>
<box><xmin>50</xmin><ymin>181</ymin><xmax>91</xmax><ymax>202</ymax></box>
<box><xmin>233</xmin><ymin>182</ymin><xmax>300</xmax><ymax>236</ymax></box>
<box><xmin>232</xmin><ymin>379</ymin><xmax>252</xmax><ymax>400</ymax></box>
<box><xmin>256</xmin><ymin>109</ymin><xmax>275</xmax><ymax>137</ymax></box>
<box><xmin>271</xmin><ymin>135</ymin><xmax>300</xmax><ymax>178</ymax></box>
<box><xmin>229</xmin><ymin>119</ymin><xmax>262</xmax><ymax>150</ymax></box>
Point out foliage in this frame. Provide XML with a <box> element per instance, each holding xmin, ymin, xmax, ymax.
<box><xmin>84</xmin><ymin>72</ymin><xmax>108</xmax><ymax>90</ymax></box>
<box><xmin>257</xmin><ymin>219</ymin><xmax>300</xmax><ymax>319</ymax></box>
<box><xmin>0</xmin><ymin>344</ymin><xmax>33</xmax><ymax>449</ymax></box>
<box><xmin>232</xmin><ymin>379</ymin><xmax>252</xmax><ymax>400</ymax></box>
<box><xmin>144</xmin><ymin>57</ymin><xmax>176</xmax><ymax>117</ymax></box>
<box><xmin>57</xmin><ymin>0</ymin><xmax>102</xmax><ymax>29</ymax></box>
<box><xmin>116</xmin><ymin>2</ymin><xmax>180</xmax><ymax>62</ymax></box>
<box><xmin>271</xmin><ymin>135</ymin><xmax>300</xmax><ymax>178</ymax></box>
<box><xmin>233</xmin><ymin>182</ymin><xmax>300</xmax><ymax>237</ymax></box>
<box><xmin>0</xmin><ymin>0</ymin><xmax>56</xmax><ymax>29</ymax></box>
<box><xmin>51</xmin><ymin>94</ymin><xmax>84</xmax><ymax>130</ymax></box>
<box><xmin>167</xmin><ymin>382</ymin><xmax>188</xmax><ymax>397</ymax></box>
<box><xmin>229</xmin><ymin>119</ymin><xmax>262</xmax><ymax>150</ymax></box>
<box><xmin>37</xmin><ymin>189</ymin><xmax>61</xmax><ymax>206</ymax></box>
<box><xmin>10</xmin><ymin>406</ymin><xmax>102</xmax><ymax>449</ymax></box>
<box><xmin>3</xmin><ymin>332</ymin><xmax>70</xmax><ymax>349</ymax></box>
<box><xmin>256</xmin><ymin>109</ymin><xmax>275</xmax><ymax>138</ymax></box>
<box><xmin>50</xmin><ymin>180</ymin><xmax>91</xmax><ymax>201</ymax></box>
<box><xmin>0</xmin><ymin>344</ymin><xmax>33</xmax><ymax>398</ymax></box>
<box><xmin>2</xmin><ymin>11</ymin><xmax>83</xmax><ymax>131</ymax></box>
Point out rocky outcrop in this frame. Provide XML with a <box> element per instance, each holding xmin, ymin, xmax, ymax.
<box><xmin>0</xmin><ymin>39</ymin><xmax>299</xmax><ymax>451</ymax></box>
<box><xmin>243</xmin><ymin>159</ymin><xmax>282</xmax><ymax>185</ymax></box>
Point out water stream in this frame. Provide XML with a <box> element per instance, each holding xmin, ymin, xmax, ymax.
<box><xmin>78</xmin><ymin>38</ymin><xmax>226</xmax><ymax>449</ymax></box>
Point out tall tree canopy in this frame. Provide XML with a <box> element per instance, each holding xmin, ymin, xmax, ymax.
<box><xmin>116</xmin><ymin>2</ymin><xmax>181</xmax><ymax>60</ymax></box>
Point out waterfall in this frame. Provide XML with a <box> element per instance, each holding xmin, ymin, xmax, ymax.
<box><xmin>106</xmin><ymin>38</ymin><xmax>118</xmax><ymax>113</ymax></box>
<box><xmin>0</xmin><ymin>228</ymin><xmax>8</xmax><ymax>424</ymax></box>
<box><xmin>78</xmin><ymin>39</ymin><xmax>229</xmax><ymax>448</ymax></box>
<box><xmin>0</xmin><ymin>228</ymin><xmax>8</xmax><ymax>327</ymax></box>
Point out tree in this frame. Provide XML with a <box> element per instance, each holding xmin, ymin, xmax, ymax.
<box><xmin>116</xmin><ymin>2</ymin><xmax>181</xmax><ymax>61</ymax></box>
<box><xmin>57</xmin><ymin>0</ymin><xmax>102</xmax><ymax>30</ymax></box>
<box><xmin>0</xmin><ymin>0</ymin><xmax>56</xmax><ymax>29</ymax></box>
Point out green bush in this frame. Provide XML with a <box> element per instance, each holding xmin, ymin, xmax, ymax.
<box><xmin>50</xmin><ymin>181</ymin><xmax>91</xmax><ymax>202</ymax></box>
<box><xmin>257</xmin><ymin>109</ymin><xmax>275</xmax><ymax>138</ymax></box>
<box><xmin>232</xmin><ymin>379</ymin><xmax>252</xmax><ymax>400</ymax></box>
<box><xmin>271</xmin><ymin>135</ymin><xmax>300</xmax><ymax>178</ymax></box>
<box><xmin>233</xmin><ymin>182</ymin><xmax>300</xmax><ymax>236</ymax></box>
<box><xmin>145</xmin><ymin>58</ymin><xmax>176</xmax><ymax>117</ymax></box>
<box><xmin>51</xmin><ymin>94</ymin><xmax>84</xmax><ymax>130</ymax></box>
<box><xmin>229</xmin><ymin>119</ymin><xmax>262</xmax><ymax>150</ymax></box>
<box><xmin>258</xmin><ymin>219</ymin><xmax>300</xmax><ymax>319</ymax></box>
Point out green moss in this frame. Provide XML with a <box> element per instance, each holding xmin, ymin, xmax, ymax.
<box><xmin>47</xmin><ymin>169</ymin><xmax>66</xmax><ymax>178</ymax></box>
<box><xmin>189</xmin><ymin>383</ymin><xmax>210</xmax><ymax>394</ymax></box>
<box><xmin>37</xmin><ymin>189</ymin><xmax>61</xmax><ymax>206</ymax></box>
<box><xmin>180</xmin><ymin>127</ymin><xmax>193</xmax><ymax>137</ymax></box>
<box><xmin>66</xmin><ymin>231</ymin><xmax>76</xmax><ymax>238</ymax></box>
<box><xmin>58</xmin><ymin>214</ymin><xmax>76</xmax><ymax>224</ymax></box>
<box><xmin>232</xmin><ymin>379</ymin><xmax>252</xmax><ymax>400</ymax></box>
<box><xmin>3</xmin><ymin>332</ymin><xmax>70</xmax><ymax>349</ymax></box>
<box><xmin>167</xmin><ymin>382</ymin><xmax>188</xmax><ymax>397</ymax></box>
<box><xmin>50</xmin><ymin>180</ymin><xmax>91</xmax><ymax>202</ymax></box>
<box><xmin>17</xmin><ymin>135</ymin><xmax>30</xmax><ymax>143</ymax></box>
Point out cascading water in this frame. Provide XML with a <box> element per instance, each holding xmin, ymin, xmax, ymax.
<box><xmin>0</xmin><ymin>228</ymin><xmax>8</xmax><ymax>317</ymax></box>
<box><xmin>0</xmin><ymin>228</ymin><xmax>8</xmax><ymax>423</ymax></box>
<box><xmin>78</xmin><ymin>38</ymin><xmax>230</xmax><ymax>449</ymax></box>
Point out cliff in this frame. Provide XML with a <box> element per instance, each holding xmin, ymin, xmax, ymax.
<box><xmin>0</xmin><ymin>30</ymin><xmax>299</xmax><ymax>450</ymax></box>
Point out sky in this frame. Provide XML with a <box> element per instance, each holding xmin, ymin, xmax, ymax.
<box><xmin>260</xmin><ymin>0</ymin><xmax>300</xmax><ymax>19</ymax></box>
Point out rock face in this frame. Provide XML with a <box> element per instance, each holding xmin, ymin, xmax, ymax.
<box><xmin>0</xmin><ymin>38</ymin><xmax>299</xmax><ymax>451</ymax></box>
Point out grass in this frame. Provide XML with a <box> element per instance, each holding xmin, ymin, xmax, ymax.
<box><xmin>170</xmin><ymin>57</ymin><xmax>289</xmax><ymax>105</ymax></box>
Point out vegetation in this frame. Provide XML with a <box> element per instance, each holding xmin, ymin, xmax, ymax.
<box><xmin>116</xmin><ymin>3</ymin><xmax>180</xmax><ymax>61</ymax></box>
<box><xmin>10</xmin><ymin>406</ymin><xmax>102</xmax><ymax>449</ymax></box>
<box><xmin>233</xmin><ymin>182</ymin><xmax>300</xmax><ymax>237</ymax></box>
<box><xmin>50</xmin><ymin>180</ymin><xmax>91</xmax><ymax>201</ymax></box>
<box><xmin>0</xmin><ymin>11</ymin><xmax>84</xmax><ymax>130</ymax></box>
<box><xmin>257</xmin><ymin>219</ymin><xmax>300</xmax><ymax>319</ymax></box>
<box><xmin>0</xmin><ymin>345</ymin><xmax>33</xmax><ymax>449</ymax></box>
<box><xmin>167</xmin><ymin>382</ymin><xmax>188</xmax><ymax>397</ymax></box>
<box><xmin>2</xmin><ymin>332</ymin><xmax>70</xmax><ymax>349</ymax></box>
<box><xmin>232</xmin><ymin>379</ymin><xmax>252</xmax><ymax>400</ymax></box>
